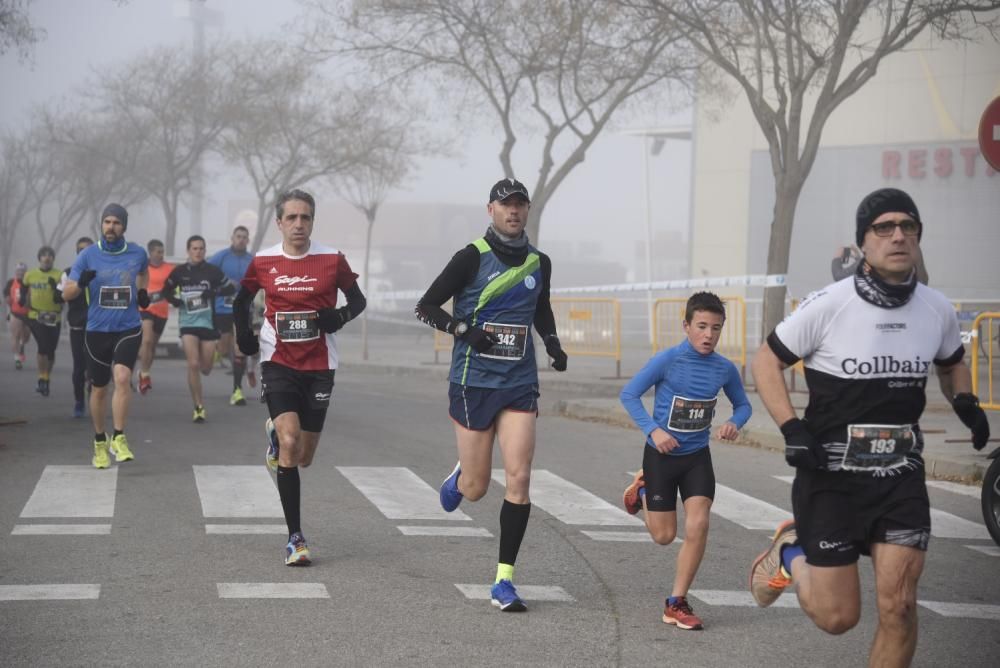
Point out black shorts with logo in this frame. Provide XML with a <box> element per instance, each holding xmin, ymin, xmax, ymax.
<box><xmin>26</xmin><ymin>316</ymin><xmax>61</xmax><ymax>358</ymax></box>
<box><xmin>792</xmin><ymin>464</ymin><xmax>931</xmax><ymax>567</ymax></box>
<box><xmin>642</xmin><ymin>445</ymin><xmax>716</xmax><ymax>512</ymax></box>
<box><xmin>85</xmin><ymin>327</ymin><xmax>142</xmax><ymax>387</ymax></box>
<box><xmin>260</xmin><ymin>361</ymin><xmax>334</xmax><ymax>433</ymax></box>
<box><xmin>140</xmin><ymin>311</ymin><xmax>167</xmax><ymax>336</ymax></box>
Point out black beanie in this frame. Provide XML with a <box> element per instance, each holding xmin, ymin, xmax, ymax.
<box><xmin>101</xmin><ymin>203</ymin><xmax>128</xmax><ymax>230</ymax></box>
<box><xmin>855</xmin><ymin>188</ymin><xmax>920</xmax><ymax>246</ymax></box>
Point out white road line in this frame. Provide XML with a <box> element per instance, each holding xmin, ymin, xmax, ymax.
<box><xmin>193</xmin><ymin>466</ymin><xmax>283</xmax><ymax>518</ymax></box>
<box><xmin>773</xmin><ymin>475</ymin><xmax>795</xmax><ymax>484</ymax></box>
<box><xmin>582</xmin><ymin>530</ymin><xmax>669</xmax><ymax>543</ymax></box>
<box><xmin>773</xmin><ymin>476</ymin><xmax>989</xmax><ymax>540</ymax></box>
<box><xmin>965</xmin><ymin>544</ymin><xmax>1000</xmax><ymax>557</ymax></box>
<box><xmin>689</xmin><ymin>589</ymin><xmax>800</xmax><ymax>609</ymax></box>
<box><xmin>396</xmin><ymin>526</ymin><xmax>493</xmax><ymax>537</ymax></box>
<box><xmin>491</xmin><ymin>469</ymin><xmax>642</xmax><ymax>526</ymax></box>
<box><xmin>454</xmin><ymin>584</ymin><xmax>575</xmax><ymax>602</ymax></box>
<box><xmin>12</xmin><ymin>524</ymin><xmax>111</xmax><ymax>535</ymax></box>
<box><xmin>337</xmin><ymin>466</ymin><xmax>472</xmax><ymax>521</ymax></box>
<box><xmin>712</xmin><ymin>484</ymin><xmax>792</xmax><ymax>530</ymax></box>
<box><xmin>217</xmin><ymin>583</ymin><xmax>330</xmax><ymax>599</ymax></box>
<box><xmin>0</xmin><ymin>585</ymin><xmax>101</xmax><ymax>601</ymax></box>
<box><xmin>205</xmin><ymin>524</ymin><xmax>288</xmax><ymax>535</ymax></box>
<box><xmin>926</xmin><ymin>480</ymin><xmax>981</xmax><ymax>498</ymax></box>
<box><xmin>918</xmin><ymin>601</ymin><xmax>1000</xmax><ymax>620</ymax></box>
<box><xmin>20</xmin><ymin>466</ymin><xmax>117</xmax><ymax>518</ymax></box>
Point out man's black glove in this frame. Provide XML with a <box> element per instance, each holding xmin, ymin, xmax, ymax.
<box><xmin>136</xmin><ymin>289</ymin><xmax>150</xmax><ymax>309</ymax></box>
<box><xmin>48</xmin><ymin>277</ymin><xmax>58</xmax><ymax>290</ymax></box>
<box><xmin>780</xmin><ymin>418</ymin><xmax>826</xmax><ymax>469</ymax></box>
<box><xmin>77</xmin><ymin>269</ymin><xmax>97</xmax><ymax>288</ymax></box>
<box><xmin>317</xmin><ymin>307</ymin><xmax>348</xmax><ymax>334</ymax></box>
<box><xmin>953</xmin><ymin>393</ymin><xmax>991</xmax><ymax>451</ymax></box>
<box><xmin>544</xmin><ymin>334</ymin><xmax>568</xmax><ymax>372</ymax></box>
<box><xmin>201</xmin><ymin>288</ymin><xmax>214</xmax><ymax>303</ymax></box>
<box><xmin>460</xmin><ymin>326</ymin><xmax>499</xmax><ymax>354</ymax></box>
<box><xmin>236</xmin><ymin>330</ymin><xmax>259</xmax><ymax>356</ymax></box>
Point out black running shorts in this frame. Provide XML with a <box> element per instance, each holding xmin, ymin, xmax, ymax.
<box><xmin>641</xmin><ymin>445</ymin><xmax>716</xmax><ymax>512</ymax></box>
<box><xmin>448</xmin><ymin>382</ymin><xmax>539</xmax><ymax>431</ymax></box>
<box><xmin>792</xmin><ymin>465</ymin><xmax>931</xmax><ymax>567</ymax></box>
<box><xmin>140</xmin><ymin>312</ymin><xmax>167</xmax><ymax>336</ymax></box>
<box><xmin>85</xmin><ymin>327</ymin><xmax>142</xmax><ymax>387</ymax></box>
<box><xmin>26</xmin><ymin>317</ymin><xmax>61</xmax><ymax>359</ymax></box>
<box><xmin>180</xmin><ymin>326</ymin><xmax>220</xmax><ymax>341</ymax></box>
<box><xmin>260</xmin><ymin>361</ymin><xmax>334</xmax><ymax>433</ymax></box>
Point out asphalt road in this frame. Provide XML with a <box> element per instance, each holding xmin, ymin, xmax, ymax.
<box><xmin>0</xmin><ymin>358</ymin><xmax>997</xmax><ymax>667</ymax></box>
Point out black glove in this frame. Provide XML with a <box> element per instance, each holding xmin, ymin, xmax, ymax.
<box><xmin>237</xmin><ymin>330</ymin><xmax>259</xmax><ymax>356</ymax></box>
<box><xmin>48</xmin><ymin>277</ymin><xmax>58</xmax><ymax>290</ymax></box>
<box><xmin>953</xmin><ymin>393</ymin><xmax>991</xmax><ymax>451</ymax></box>
<box><xmin>77</xmin><ymin>269</ymin><xmax>97</xmax><ymax>288</ymax></box>
<box><xmin>201</xmin><ymin>288</ymin><xmax>214</xmax><ymax>303</ymax></box>
<box><xmin>136</xmin><ymin>289</ymin><xmax>150</xmax><ymax>309</ymax></box>
<box><xmin>780</xmin><ymin>418</ymin><xmax>826</xmax><ymax>469</ymax></box>
<box><xmin>461</xmin><ymin>326</ymin><xmax>499</xmax><ymax>354</ymax></box>
<box><xmin>544</xmin><ymin>335</ymin><xmax>568</xmax><ymax>372</ymax></box>
<box><xmin>317</xmin><ymin>307</ymin><xmax>348</xmax><ymax>334</ymax></box>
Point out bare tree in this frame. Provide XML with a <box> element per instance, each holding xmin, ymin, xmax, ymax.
<box><xmin>303</xmin><ymin>0</ymin><xmax>696</xmax><ymax>243</ymax></box>
<box><xmin>217</xmin><ymin>40</ymin><xmax>384</xmax><ymax>253</ymax></box>
<box><xmin>0</xmin><ymin>0</ymin><xmax>44</xmax><ymax>62</ymax></box>
<box><xmin>634</xmin><ymin>0</ymin><xmax>1000</xmax><ymax>337</ymax></box>
<box><xmin>0</xmin><ymin>131</ymin><xmax>37</xmax><ymax>281</ymax></box>
<box><xmin>331</xmin><ymin>121</ymin><xmax>418</xmax><ymax>360</ymax></box>
<box><xmin>92</xmin><ymin>44</ymin><xmax>236</xmax><ymax>254</ymax></box>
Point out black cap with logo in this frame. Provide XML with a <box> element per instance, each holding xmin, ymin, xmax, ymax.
<box><xmin>489</xmin><ymin>178</ymin><xmax>530</xmax><ymax>204</ymax></box>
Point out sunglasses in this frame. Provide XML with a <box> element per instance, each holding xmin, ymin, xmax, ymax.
<box><xmin>869</xmin><ymin>220</ymin><xmax>921</xmax><ymax>237</ymax></box>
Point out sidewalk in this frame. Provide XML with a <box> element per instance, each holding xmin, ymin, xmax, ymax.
<box><xmin>337</xmin><ymin>330</ymin><xmax>994</xmax><ymax>482</ymax></box>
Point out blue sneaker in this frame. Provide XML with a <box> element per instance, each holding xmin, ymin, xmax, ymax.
<box><xmin>439</xmin><ymin>462</ymin><xmax>463</xmax><ymax>512</ymax></box>
<box><xmin>72</xmin><ymin>400</ymin><xmax>85</xmax><ymax>418</ymax></box>
<box><xmin>264</xmin><ymin>418</ymin><xmax>279</xmax><ymax>472</ymax></box>
<box><xmin>490</xmin><ymin>579</ymin><xmax>527</xmax><ymax>612</ymax></box>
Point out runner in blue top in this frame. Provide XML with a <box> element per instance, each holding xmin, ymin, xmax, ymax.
<box><xmin>62</xmin><ymin>203</ymin><xmax>149</xmax><ymax>469</ymax></box>
<box><xmin>619</xmin><ymin>291</ymin><xmax>751</xmax><ymax>631</ymax></box>
<box><xmin>208</xmin><ymin>225</ymin><xmax>255</xmax><ymax>406</ymax></box>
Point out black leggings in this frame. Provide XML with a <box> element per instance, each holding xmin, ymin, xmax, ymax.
<box><xmin>70</xmin><ymin>327</ymin><xmax>88</xmax><ymax>402</ymax></box>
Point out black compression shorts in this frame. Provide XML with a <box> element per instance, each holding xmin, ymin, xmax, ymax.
<box><xmin>261</xmin><ymin>361</ymin><xmax>334</xmax><ymax>433</ymax></box>
<box><xmin>792</xmin><ymin>465</ymin><xmax>931</xmax><ymax>567</ymax></box>
<box><xmin>85</xmin><ymin>327</ymin><xmax>142</xmax><ymax>387</ymax></box>
<box><xmin>26</xmin><ymin>317</ymin><xmax>61</xmax><ymax>359</ymax></box>
<box><xmin>641</xmin><ymin>445</ymin><xmax>716</xmax><ymax>512</ymax></box>
<box><xmin>140</xmin><ymin>312</ymin><xmax>167</xmax><ymax>336</ymax></box>
<box><xmin>180</xmin><ymin>327</ymin><xmax>220</xmax><ymax>341</ymax></box>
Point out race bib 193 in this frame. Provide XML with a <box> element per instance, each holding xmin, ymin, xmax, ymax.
<box><xmin>98</xmin><ymin>285</ymin><xmax>131</xmax><ymax>309</ymax></box>
<box><xmin>667</xmin><ymin>395</ymin><xmax>717</xmax><ymax>432</ymax></box>
<box><xmin>480</xmin><ymin>322</ymin><xmax>528</xmax><ymax>360</ymax></box>
<box><xmin>275</xmin><ymin>311</ymin><xmax>319</xmax><ymax>342</ymax></box>
<box><xmin>841</xmin><ymin>424</ymin><xmax>915</xmax><ymax>472</ymax></box>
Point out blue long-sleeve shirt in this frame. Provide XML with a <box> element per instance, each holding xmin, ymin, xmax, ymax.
<box><xmin>620</xmin><ymin>339</ymin><xmax>752</xmax><ymax>455</ymax></box>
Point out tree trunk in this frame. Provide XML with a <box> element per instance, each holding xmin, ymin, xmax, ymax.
<box><xmin>525</xmin><ymin>190</ymin><xmax>549</xmax><ymax>247</ymax></box>
<box><xmin>760</xmin><ymin>178</ymin><xmax>805</xmax><ymax>341</ymax></box>
<box><xmin>252</xmin><ymin>199</ymin><xmax>270</xmax><ymax>254</ymax></box>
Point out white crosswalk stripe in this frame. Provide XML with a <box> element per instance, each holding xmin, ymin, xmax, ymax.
<box><xmin>20</xmin><ymin>465</ymin><xmax>117</xmax><ymax>518</ymax></box>
<box><xmin>454</xmin><ymin>584</ymin><xmax>574</xmax><ymax>602</ymax></box>
<box><xmin>918</xmin><ymin>600</ymin><xmax>1000</xmax><ymax>620</ymax></box>
<box><xmin>0</xmin><ymin>585</ymin><xmax>100</xmax><ymax>601</ymax></box>
<box><xmin>582</xmin><ymin>530</ymin><xmax>661</xmax><ymax>542</ymax></box>
<box><xmin>338</xmin><ymin>466</ymin><xmax>473</xmax><ymax>521</ymax></box>
<box><xmin>690</xmin><ymin>589</ymin><xmax>800</xmax><ymax>609</ymax></box>
<box><xmin>712</xmin><ymin>484</ymin><xmax>791</xmax><ymax>530</ymax></box>
<box><xmin>927</xmin><ymin>480</ymin><xmax>981</xmax><ymax>498</ymax></box>
<box><xmin>205</xmin><ymin>524</ymin><xmax>287</xmax><ymax>535</ymax></box>
<box><xmin>193</xmin><ymin>466</ymin><xmax>283</xmax><ymax>518</ymax></box>
<box><xmin>965</xmin><ymin>544</ymin><xmax>1000</xmax><ymax>557</ymax></box>
<box><xmin>217</xmin><ymin>583</ymin><xmax>329</xmax><ymax>599</ymax></box>
<box><xmin>12</xmin><ymin>524</ymin><xmax>111</xmax><ymax>535</ymax></box>
<box><xmin>491</xmin><ymin>469</ymin><xmax>642</xmax><ymax>526</ymax></box>
<box><xmin>397</xmin><ymin>526</ymin><xmax>492</xmax><ymax>537</ymax></box>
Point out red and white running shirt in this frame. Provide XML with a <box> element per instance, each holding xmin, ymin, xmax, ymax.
<box><xmin>242</xmin><ymin>242</ymin><xmax>359</xmax><ymax>371</ymax></box>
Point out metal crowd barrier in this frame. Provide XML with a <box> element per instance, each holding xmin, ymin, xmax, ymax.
<box><xmin>652</xmin><ymin>296</ymin><xmax>747</xmax><ymax>381</ymax></box>
<box><xmin>971</xmin><ymin>312</ymin><xmax>999</xmax><ymax>411</ymax></box>
<box><xmin>551</xmin><ymin>297</ymin><xmax>622</xmax><ymax>377</ymax></box>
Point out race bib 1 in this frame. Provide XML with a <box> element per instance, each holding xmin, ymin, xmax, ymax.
<box><xmin>667</xmin><ymin>395</ymin><xmax>717</xmax><ymax>432</ymax></box>
<box><xmin>841</xmin><ymin>424</ymin><xmax>916</xmax><ymax>472</ymax></box>
<box><xmin>480</xmin><ymin>322</ymin><xmax>528</xmax><ymax>360</ymax></box>
<box><xmin>37</xmin><ymin>311</ymin><xmax>59</xmax><ymax>327</ymax></box>
<box><xmin>275</xmin><ymin>311</ymin><xmax>319</xmax><ymax>342</ymax></box>
<box><xmin>182</xmin><ymin>290</ymin><xmax>210</xmax><ymax>314</ymax></box>
<box><xmin>98</xmin><ymin>285</ymin><xmax>131</xmax><ymax>309</ymax></box>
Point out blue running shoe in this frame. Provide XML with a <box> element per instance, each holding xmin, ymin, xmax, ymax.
<box><xmin>439</xmin><ymin>462</ymin><xmax>463</xmax><ymax>512</ymax></box>
<box><xmin>490</xmin><ymin>579</ymin><xmax>527</xmax><ymax>612</ymax></box>
<box><xmin>264</xmin><ymin>418</ymin><xmax>279</xmax><ymax>472</ymax></box>
<box><xmin>72</xmin><ymin>400</ymin><xmax>85</xmax><ymax>418</ymax></box>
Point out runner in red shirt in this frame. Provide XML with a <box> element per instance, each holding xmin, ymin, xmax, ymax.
<box><xmin>233</xmin><ymin>189</ymin><xmax>366</xmax><ymax>566</ymax></box>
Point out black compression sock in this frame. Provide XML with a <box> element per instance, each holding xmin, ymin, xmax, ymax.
<box><xmin>276</xmin><ymin>465</ymin><xmax>302</xmax><ymax>537</ymax></box>
<box><xmin>232</xmin><ymin>356</ymin><xmax>245</xmax><ymax>390</ymax></box>
<box><xmin>498</xmin><ymin>500</ymin><xmax>531</xmax><ymax>565</ymax></box>
<box><xmin>94</xmin><ymin>432</ymin><xmax>107</xmax><ymax>442</ymax></box>
<box><xmin>113</xmin><ymin>429</ymin><xmax>123</xmax><ymax>438</ymax></box>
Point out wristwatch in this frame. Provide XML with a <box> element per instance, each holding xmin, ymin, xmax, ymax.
<box><xmin>454</xmin><ymin>322</ymin><xmax>469</xmax><ymax>337</ymax></box>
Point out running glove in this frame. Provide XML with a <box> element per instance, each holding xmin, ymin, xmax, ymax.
<box><xmin>77</xmin><ymin>269</ymin><xmax>97</xmax><ymax>287</ymax></box>
<box><xmin>952</xmin><ymin>393</ymin><xmax>991</xmax><ymax>451</ymax></box>
<box><xmin>317</xmin><ymin>307</ymin><xmax>348</xmax><ymax>334</ymax></box>
<box><xmin>544</xmin><ymin>335</ymin><xmax>568</xmax><ymax>372</ymax></box>
<box><xmin>461</xmin><ymin>326</ymin><xmax>499</xmax><ymax>354</ymax></box>
<box><xmin>780</xmin><ymin>418</ymin><xmax>826</xmax><ymax>469</ymax></box>
<box><xmin>237</xmin><ymin>330</ymin><xmax>259</xmax><ymax>357</ymax></box>
<box><xmin>136</xmin><ymin>289</ymin><xmax>150</xmax><ymax>309</ymax></box>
